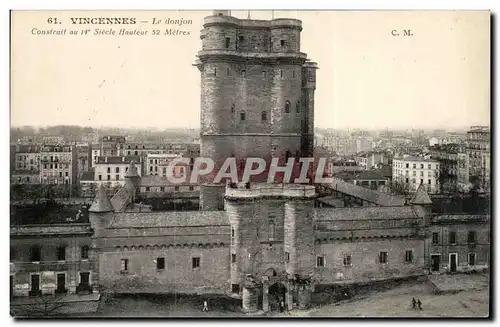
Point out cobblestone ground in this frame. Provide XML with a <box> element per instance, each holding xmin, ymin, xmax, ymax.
<box><xmin>90</xmin><ymin>274</ymin><xmax>489</xmax><ymax>318</ymax></box>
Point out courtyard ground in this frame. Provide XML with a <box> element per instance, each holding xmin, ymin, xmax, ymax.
<box><xmin>86</xmin><ymin>273</ymin><xmax>489</xmax><ymax>318</ymax></box>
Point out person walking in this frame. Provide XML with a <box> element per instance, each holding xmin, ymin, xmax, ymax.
<box><xmin>412</xmin><ymin>297</ymin><xmax>416</xmax><ymax>309</ymax></box>
<box><xmin>202</xmin><ymin>300</ymin><xmax>209</xmax><ymax>312</ymax></box>
<box><xmin>417</xmin><ymin>298</ymin><xmax>422</xmax><ymax>311</ymax></box>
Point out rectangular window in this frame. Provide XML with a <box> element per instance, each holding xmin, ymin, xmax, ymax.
<box><xmin>406</xmin><ymin>163</ymin><xmax>409</xmax><ymax>168</ymax></box>
<box><xmin>285</xmin><ymin>252</ymin><xmax>290</xmax><ymax>263</ymax></box>
<box><xmin>225</xmin><ymin>37</ymin><xmax>230</xmax><ymax>49</ymax></box>
<box><xmin>468</xmin><ymin>231</ymin><xmax>476</xmax><ymax>243</ymax></box>
<box><xmin>65</xmin><ymin>171</ymin><xmax>68</xmax><ymax>177</ymax></box>
<box><xmin>280</xmin><ymin>70</ymin><xmax>283</xmax><ymax>78</ymax></box>
<box><xmin>449</xmin><ymin>232</ymin><xmax>457</xmax><ymax>245</ymax></box>
<box><xmin>413</xmin><ymin>164</ymin><xmax>416</xmax><ymax>169</ymax></box>
<box><xmin>116</xmin><ymin>167</ymin><xmax>120</xmax><ymax>173</ymax></box>
<box><xmin>420</xmin><ymin>171</ymin><xmax>424</xmax><ymax>177</ymax></box>
<box><xmin>192</xmin><ymin>257</ymin><xmax>200</xmax><ymax>269</ymax></box>
<box><xmin>379</xmin><ymin>252</ymin><xmax>388</xmax><ymax>264</ymax></box>
<box><xmin>262</xmin><ymin>71</ymin><xmax>267</xmax><ymax>78</ymax></box>
<box><xmin>174</xmin><ymin>186</ymin><xmax>179</xmax><ymax>191</ymax></box>
<box><xmin>57</xmin><ymin>246</ymin><xmax>66</xmax><ymax>261</ymax></box>
<box><xmin>160</xmin><ymin>186</ymin><xmax>165</xmax><ymax>192</ymax></box>
<box><xmin>107</xmin><ymin>175</ymin><xmax>111</xmax><ymax>181</ymax></box>
<box><xmin>432</xmin><ymin>232</ymin><xmax>439</xmax><ymax>244</ymax></box>
<box><xmin>98</xmin><ymin>174</ymin><xmax>102</xmax><ymax>181</ymax></box>
<box><xmin>343</xmin><ymin>254</ymin><xmax>352</xmax><ymax>266</ymax></box>
<box><xmin>226</xmin><ymin>67</ymin><xmax>231</xmax><ymax>76</ymax></box>
<box><xmin>421</xmin><ymin>164</ymin><xmax>424</xmax><ymax>169</ymax></box>
<box><xmin>428</xmin><ymin>164</ymin><xmax>431</xmax><ymax>169</ymax></box>
<box><xmin>468</xmin><ymin>253</ymin><xmax>476</xmax><ymax>266</ymax></box>
<box><xmin>413</xmin><ymin>171</ymin><xmax>416</xmax><ymax>176</ymax></box>
<box><xmin>231</xmin><ymin>284</ymin><xmax>240</xmax><ymax>294</ymax></box>
<box><xmin>280</xmin><ymin>39</ymin><xmax>286</xmax><ymax>46</ymax></box>
<box><xmin>107</xmin><ymin>167</ymin><xmax>111</xmax><ymax>173</ymax></box>
<box><xmin>156</xmin><ymin>257</ymin><xmax>165</xmax><ymax>270</ymax></box>
<box><xmin>231</xmin><ymin>254</ymin><xmax>236</xmax><ymax>263</ymax></box>
<box><xmin>241</xmin><ymin>70</ymin><xmax>246</xmax><ymax>77</ymax></box>
<box><xmin>30</xmin><ymin>246</ymin><xmax>41</xmax><ymax>262</ymax></box>
<box><xmin>121</xmin><ymin>259</ymin><xmax>129</xmax><ymax>272</ymax></box>
<box><xmin>405</xmin><ymin>250</ymin><xmax>413</xmax><ymax>263</ymax></box>
<box><xmin>81</xmin><ymin>246</ymin><xmax>89</xmax><ymax>260</ymax></box>
<box><xmin>428</xmin><ymin>179</ymin><xmax>431</xmax><ymax>185</ymax></box>
<box><xmin>240</xmin><ymin>112</ymin><xmax>246</xmax><ymax>121</ymax></box>
<box><xmin>189</xmin><ymin>186</ymin><xmax>194</xmax><ymax>191</ymax></box>
<box><xmin>316</xmin><ymin>255</ymin><xmax>325</xmax><ymax>267</ymax></box>
<box><xmin>115</xmin><ymin>174</ymin><xmax>119</xmax><ymax>180</ymax></box>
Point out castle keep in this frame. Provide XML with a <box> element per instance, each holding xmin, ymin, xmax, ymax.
<box><xmin>194</xmin><ymin>11</ymin><xmax>318</xmax><ymax>210</ymax></box>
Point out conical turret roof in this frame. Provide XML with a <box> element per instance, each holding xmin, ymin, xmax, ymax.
<box><xmin>89</xmin><ymin>184</ymin><xmax>115</xmax><ymax>213</ymax></box>
<box><xmin>125</xmin><ymin>161</ymin><xmax>139</xmax><ymax>178</ymax></box>
<box><xmin>410</xmin><ymin>183</ymin><xmax>433</xmax><ymax>205</ymax></box>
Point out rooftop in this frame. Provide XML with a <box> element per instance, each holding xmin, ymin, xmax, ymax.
<box><xmin>326</xmin><ymin>179</ymin><xmax>406</xmax><ymax>207</ymax></box>
<box><xmin>109</xmin><ymin>211</ymin><xmax>228</xmax><ymax>228</ymax></box>
<box><xmin>393</xmin><ymin>156</ymin><xmax>438</xmax><ymax>163</ymax></box>
<box><xmin>433</xmin><ymin>214</ymin><xmax>489</xmax><ymax>224</ymax></box>
<box><xmin>95</xmin><ymin>155</ymin><xmax>141</xmax><ymax>165</ymax></box>
<box><xmin>314</xmin><ymin>206</ymin><xmax>425</xmax><ymax>221</ymax></box>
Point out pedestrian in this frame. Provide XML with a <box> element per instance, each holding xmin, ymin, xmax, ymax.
<box><xmin>417</xmin><ymin>298</ymin><xmax>422</xmax><ymax>311</ymax></box>
<box><xmin>280</xmin><ymin>300</ymin><xmax>284</xmax><ymax>313</ymax></box>
<box><xmin>412</xmin><ymin>297</ymin><xmax>416</xmax><ymax>309</ymax></box>
<box><xmin>203</xmin><ymin>300</ymin><xmax>209</xmax><ymax>312</ymax></box>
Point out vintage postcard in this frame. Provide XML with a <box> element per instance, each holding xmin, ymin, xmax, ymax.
<box><xmin>9</xmin><ymin>10</ymin><xmax>491</xmax><ymax>318</ymax></box>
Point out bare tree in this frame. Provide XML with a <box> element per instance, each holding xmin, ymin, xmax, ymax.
<box><xmin>11</xmin><ymin>293</ymin><xmax>69</xmax><ymax>317</ymax></box>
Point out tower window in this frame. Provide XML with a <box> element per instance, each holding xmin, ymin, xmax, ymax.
<box><xmin>231</xmin><ymin>103</ymin><xmax>235</xmax><ymax>114</ymax></box>
<box><xmin>280</xmin><ymin>70</ymin><xmax>283</xmax><ymax>78</ymax></box>
<box><xmin>268</xmin><ymin>220</ymin><xmax>275</xmax><ymax>240</ymax></box>
<box><xmin>239</xmin><ymin>35</ymin><xmax>244</xmax><ymax>42</ymax></box>
<box><xmin>226</xmin><ymin>67</ymin><xmax>231</xmax><ymax>76</ymax></box>
<box><xmin>241</xmin><ymin>70</ymin><xmax>246</xmax><ymax>77</ymax></box>
<box><xmin>225</xmin><ymin>37</ymin><xmax>230</xmax><ymax>49</ymax></box>
<box><xmin>296</xmin><ymin>101</ymin><xmax>301</xmax><ymax>113</ymax></box>
<box><xmin>292</xmin><ymin>70</ymin><xmax>296</xmax><ymax>78</ymax></box>
<box><xmin>214</xmin><ymin>67</ymin><xmax>217</xmax><ymax>76</ymax></box>
<box><xmin>262</xmin><ymin>71</ymin><xmax>267</xmax><ymax>79</ymax></box>
<box><xmin>240</xmin><ymin>112</ymin><xmax>246</xmax><ymax>121</ymax></box>
<box><xmin>261</xmin><ymin>111</ymin><xmax>267</xmax><ymax>121</ymax></box>
<box><xmin>280</xmin><ymin>39</ymin><xmax>286</xmax><ymax>46</ymax></box>
<box><xmin>285</xmin><ymin>101</ymin><xmax>291</xmax><ymax>114</ymax></box>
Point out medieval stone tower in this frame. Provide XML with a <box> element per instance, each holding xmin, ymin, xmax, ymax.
<box><xmin>194</xmin><ymin>11</ymin><xmax>319</xmax><ymax>210</ymax></box>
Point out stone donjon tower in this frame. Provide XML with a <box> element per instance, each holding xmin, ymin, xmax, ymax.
<box><xmin>195</xmin><ymin>11</ymin><xmax>318</xmax><ymax>210</ymax></box>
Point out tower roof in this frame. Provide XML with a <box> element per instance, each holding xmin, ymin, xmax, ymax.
<box><xmin>125</xmin><ymin>161</ymin><xmax>139</xmax><ymax>178</ymax></box>
<box><xmin>89</xmin><ymin>184</ymin><xmax>115</xmax><ymax>213</ymax></box>
<box><xmin>410</xmin><ymin>184</ymin><xmax>433</xmax><ymax>205</ymax></box>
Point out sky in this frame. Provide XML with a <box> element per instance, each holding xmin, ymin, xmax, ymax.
<box><xmin>10</xmin><ymin>10</ymin><xmax>490</xmax><ymax>130</ymax></box>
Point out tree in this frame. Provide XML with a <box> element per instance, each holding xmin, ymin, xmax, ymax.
<box><xmin>10</xmin><ymin>293</ymin><xmax>69</xmax><ymax>317</ymax></box>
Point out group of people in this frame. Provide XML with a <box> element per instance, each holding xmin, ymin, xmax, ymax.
<box><xmin>411</xmin><ymin>297</ymin><xmax>423</xmax><ymax>311</ymax></box>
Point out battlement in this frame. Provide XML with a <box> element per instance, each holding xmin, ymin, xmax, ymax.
<box><xmin>204</xmin><ymin>15</ymin><xmax>302</xmax><ymax>30</ymax></box>
<box><xmin>225</xmin><ymin>183</ymin><xmax>316</xmax><ymax>199</ymax></box>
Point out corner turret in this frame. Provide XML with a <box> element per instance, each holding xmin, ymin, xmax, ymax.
<box><xmin>410</xmin><ymin>184</ymin><xmax>433</xmax><ymax>225</ymax></box>
<box><xmin>88</xmin><ymin>184</ymin><xmax>115</xmax><ymax>232</ymax></box>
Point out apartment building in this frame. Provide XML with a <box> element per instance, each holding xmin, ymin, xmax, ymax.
<box><xmin>392</xmin><ymin>156</ymin><xmax>440</xmax><ymax>194</ymax></box>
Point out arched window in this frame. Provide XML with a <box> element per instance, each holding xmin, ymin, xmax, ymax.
<box><xmin>269</xmin><ymin>220</ymin><xmax>275</xmax><ymax>240</ymax></box>
<box><xmin>285</xmin><ymin>101</ymin><xmax>291</xmax><ymax>114</ymax></box>
<box><xmin>296</xmin><ymin>101</ymin><xmax>301</xmax><ymax>113</ymax></box>
<box><xmin>261</xmin><ymin>111</ymin><xmax>267</xmax><ymax>121</ymax></box>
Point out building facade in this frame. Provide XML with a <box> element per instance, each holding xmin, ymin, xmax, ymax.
<box><xmin>392</xmin><ymin>156</ymin><xmax>440</xmax><ymax>194</ymax></box>
<box><xmin>39</xmin><ymin>145</ymin><xmax>77</xmax><ymax>185</ymax></box>
<box><xmin>466</xmin><ymin>126</ymin><xmax>490</xmax><ymax>192</ymax></box>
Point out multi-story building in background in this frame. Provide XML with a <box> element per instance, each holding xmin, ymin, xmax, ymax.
<box><xmin>39</xmin><ymin>145</ymin><xmax>77</xmax><ymax>185</ymax></box>
<box><xmin>355</xmin><ymin>151</ymin><xmax>391</xmax><ymax>170</ymax></box>
<box><xmin>355</xmin><ymin>136</ymin><xmax>373</xmax><ymax>154</ymax></box>
<box><xmin>466</xmin><ymin>126</ymin><xmax>490</xmax><ymax>192</ymax></box>
<box><xmin>429</xmin><ymin>144</ymin><xmax>471</xmax><ymax>194</ymax></box>
<box><xmin>392</xmin><ymin>156</ymin><xmax>440</xmax><ymax>194</ymax></box>
<box><xmin>13</xmin><ymin>144</ymin><xmax>41</xmax><ymax>172</ymax></box>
